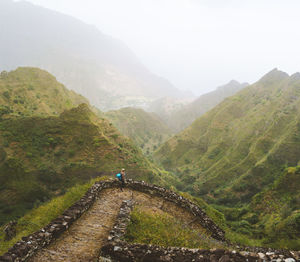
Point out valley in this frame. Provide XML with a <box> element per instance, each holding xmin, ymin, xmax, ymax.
<box><xmin>1</xmin><ymin>0</ymin><xmax>300</xmax><ymax>258</ymax></box>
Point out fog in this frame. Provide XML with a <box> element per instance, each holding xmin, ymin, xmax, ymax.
<box><xmin>20</xmin><ymin>0</ymin><xmax>300</xmax><ymax>95</ymax></box>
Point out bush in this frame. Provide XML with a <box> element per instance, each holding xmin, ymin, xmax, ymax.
<box><xmin>2</xmin><ymin>91</ymin><xmax>10</xmax><ymax>100</ymax></box>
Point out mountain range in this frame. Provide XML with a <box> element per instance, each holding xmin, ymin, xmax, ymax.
<box><xmin>155</xmin><ymin>69</ymin><xmax>300</xmax><ymax>205</ymax></box>
<box><xmin>0</xmin><ymin>0</ymin><xmax>185</xmax><ymax>111</ymax></box>
<box><xmin>165</xmin><ymin>80</ymin><xmax>248</xmax><ymax>131</ymax></box>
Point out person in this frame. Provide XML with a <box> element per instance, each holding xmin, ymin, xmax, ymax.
<box><xmin>116</xmin><ymin>168</ymin><xmax>126</xmax><ymax>191</ymax></box>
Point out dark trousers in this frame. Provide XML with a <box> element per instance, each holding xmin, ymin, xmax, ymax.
<box><xmin>120</xmin><ymin>179</ymin><xmax>125</xmax><ymax>190</ymax></box>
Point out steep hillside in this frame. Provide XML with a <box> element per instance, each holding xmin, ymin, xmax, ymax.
<box><xmin>0</xmin><ymin>0</ymin><xmax>183</xmax><ymax>110</ymax></box>
<box><xmin>0</xmin><ymin>67</ymin><xmax>88</xmax><ymax>118</ymax></box>
<box><xmin>166</xmin><ymin>80</ymin><xmax>248</xmax><ymax>131</ymax></box>
<box><xmin>250</xmin><ymin>166</ymin><xmax>300</xmax><ymax>247</ymax></box>
<box><xmin>105</xmin><ymin>107</ymin><xmax>172</xmax><ymax>155</ymax></box>
<box><xmin>0</xmin><ymin>104</ymin><xmax>175</xmax><ymax>225</ymax></box>
<box><xmin>146</xmin><ymin>96</ymin><xmax>194</xmax><ymax>122</ymax></box>
<box><xmin>155</xmin><ymin>69</ymin><xmax>300</xmax><ymax>206</ymax></box>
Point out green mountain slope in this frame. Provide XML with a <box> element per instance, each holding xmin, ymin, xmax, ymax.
<box><xmin>0</xmin><ymin>67</ymin><xmax>88</xmax><ymax>118</ymax></box>
<box><xmin>155</xmin><ymin>69</ymin><xmax>300</xmax><ymax>206</ymax></box>
<box><xmin>249</xmin><ymin>166</ymin><xmax>300</xmax><ymax>247</ymax></box>
<box><xmin>166</xmin><ymin>80</ymin><xmax>248</xmax><ymax>132</ymax></box>
<box><xmin>0</xmin><ymin>68</ymin><xmax>176</xmax><ymax>225</ymax></box>
<box><xmin>105</xmin><ymin>107</ymin><xmax>172</xmax><ymax>155</ymax></box>
<box><xmin>0</xmin><ymin>104</ymin><xmax>174</xmax><ymax>225</ymax></box>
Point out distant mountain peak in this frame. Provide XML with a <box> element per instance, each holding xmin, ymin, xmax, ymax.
<box><xmin>290</xmin><ymin>72</ymin><xmax>300</xmax><ymax>81</ymax></box>
<box><xmin>217</xmin><ymin>79</ymin><xmax>248</xmax><ymax>91</ymax></box>
<box><xmin>0</xmin><ymin>0</ymin><xmax>183</xmax><ymax>111</ymax></box>
<box><xmin>259</xmin><ymin>68</ymin><xmax>289</xmax><ymax>83</ymax></box>
<box><xmin>227</xmin><ymin>80</ymin><xmax>240</xmax><ymax>85</ymax></box>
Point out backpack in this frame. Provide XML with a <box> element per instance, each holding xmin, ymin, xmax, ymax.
<box><xmin>116</xmin><ymin>173</ymin><xmax>122</xmax><ymax>181</ymax></box>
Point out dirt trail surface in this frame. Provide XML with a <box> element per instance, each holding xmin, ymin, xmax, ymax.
<box><xmin>28</xmin><ymin>188</ymin><xmax>131</xmax><ymax>262</ymax></box>
<box><xmin>28</xmin><ymin>188</ymin><xmax>208</xmax><ymax>262</ymax></box>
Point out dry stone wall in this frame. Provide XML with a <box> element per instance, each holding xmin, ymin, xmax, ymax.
<box><xmin>0</xmin><ymin>179</ymin><xmax>224</xmax><ymax>262</ymax></box>
<box><xmin>100</xmin><ymin>198</ymin><xmax>300</xmax><ymax>262</ymax></box>
<box><xmin>1</xmin><ymin>179</ymin><xmax>299</xmax><ymax>262</ymax></box>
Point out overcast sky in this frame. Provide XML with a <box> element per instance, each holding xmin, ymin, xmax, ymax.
<box><xmin>21</xmin><ymin>0</ymin><xmax>300</xmax><ymax>94</ymax></box>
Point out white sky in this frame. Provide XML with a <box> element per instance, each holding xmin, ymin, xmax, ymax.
<box><xmin>20</xmin><ymin>0</ymin><xmax>300</xmax><ymax>94</ymax></box>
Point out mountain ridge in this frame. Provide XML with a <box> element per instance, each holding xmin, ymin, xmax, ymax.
<box><xmin>0</xmin><ymin>67</ymin><xmax>176</xmax><ymax>225</ymax></box>
<box><xmin>0</xmin><ymin>0</ymin><xmax>184</xmax><ymax>111</ymax></box>
<box><xmin>154</xmin><ymin>68</ymin><xmax>300</xmax><ymax>204</ymax></box>
<box><xmin>163</xmin><ymin>80</ymin><xmax>248</xmax><ymax>131</ymax></box>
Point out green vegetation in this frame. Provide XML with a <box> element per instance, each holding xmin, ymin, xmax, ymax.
<box><xmin>2</xmin><ymin>67</ymin><xmax>299</xmax><ymax>250</ymax></box>
<box><xmin>166</xmin><ymin>80</ymin><xmax>248</xmax><ymax>132</ymax></box>
<box><xmin>0</xmin><ymin>67</ymin><xmax>88</xmax><ymax>118</ymax></box>
<box><xmin>155</xmin><ymin>69</ymin><xmax>300</xmax><ymax>205</ymax></box>
<box><xmin>178</xmin><ymin>190</ymin><xmax>265</xmax><ymax>248</ymax></box>
<box><xmin>0</xmin><ymin>68</ymin><xmax>177</xmax><ymax>226</ymax></box>
<box><xmin>154</xmin><ymin>69</ymin><xmax>300</xmax><ymax>249</ymax></box>
<box><xmin>178</xmin><ymin>191</ymin><xmax>226</xmax><ymax>230</ymax></box>
<box><xmin>105</xmin><ymin>107</ymin><xmax>172</xmax><ymax>155</ymax></box>
<box><xmin>249</xmin><ymin>166</ymin><xmax>300</xmax><ymax>249</ymax></box>
<box><xmin>0</xmin><ymin>176</ymin><xmax>107</xmax><ymax>255</ymax></box>
<box><xmin>0</xmin><ymin>104</ymin><xmax>176</xmax><ymax>225</ymax></box>
<box><xmin>125</xmin><ymin>207</ymin><xmax>223</xmax><ymax>249</ymax></box>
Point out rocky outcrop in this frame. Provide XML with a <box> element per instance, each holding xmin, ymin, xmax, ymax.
<box><xmin>3</xmin><ymin>221</ymin><xmax>17</xmax><ymax>241</ymax></box>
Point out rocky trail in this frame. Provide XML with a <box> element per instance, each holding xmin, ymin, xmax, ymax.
<box><xmin>2</xmin><ymin>180</ymin><xmax>299</xmax><ymax>262</ymax></box>
<box><xmin>27</xmin><ymin>188</ymin><xmax>130</xmax><ymax>262</ymax></box>
<box><xmin>27</xmin><ymin>187</ymin><xmax>212</xmax><ymax>262</ymax></box>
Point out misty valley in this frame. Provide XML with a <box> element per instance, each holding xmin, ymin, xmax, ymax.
<box><xmin>0</xmin><ymin>0</ymin><xmax>300</xmax><ymax>261</ymax></box>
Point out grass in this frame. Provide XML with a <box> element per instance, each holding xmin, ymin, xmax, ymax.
<box><xmin>0</xmin><ymin>176</ymin><xmax>108</xmax><ymax>255</ymax></box>
<box><xmin>155</xmin><ymin>70</ymin><xmax>300</xmax><ymax>207</ymax></box>
<box><xmin>125</xmin><ymin>207</ymin><xmax>225</xmax><ymax>249</ymax></box>
<box><xmin>153</xmin><ymin>70</ymin><xmax>300</xmax><ymax>249</ymax></box>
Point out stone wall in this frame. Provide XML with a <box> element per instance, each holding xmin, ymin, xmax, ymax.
<box><xmin>1</xmin><ymin>179</ymin><xmax>299</xmax><ymax>262</ymax></box>
<box><xmin>0</xmin><ymin>179</ymin><xmax>225</xmax><ymax>262</ymax></box>
<box><xmin>100</xmin><ymin>197</ymin><xmax>300</xmax><ymax>262</ymax></box>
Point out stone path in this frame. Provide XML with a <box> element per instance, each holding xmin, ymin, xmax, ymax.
<box><xmin>28</xmin><ymin>188</ymin><xmax>132</xmax><ymax>262</ymax></box>
<box><xmin>28</xmin><ymin>188</ymin><xmax>211</xmax><ymax>262</ymax></box>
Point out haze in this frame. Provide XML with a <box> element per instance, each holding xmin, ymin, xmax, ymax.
<box><xmin>18</xmin><ymin>0</ymin><xmax>300</xmax><ymax>94</ymax></box>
